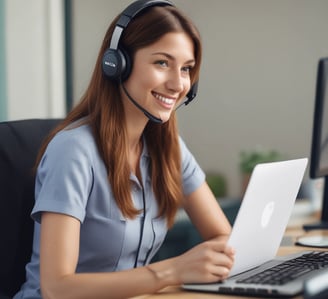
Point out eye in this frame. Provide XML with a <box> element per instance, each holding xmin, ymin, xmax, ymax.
<box><xmin>155</xmin><ymin>60</ymin><xmax>168</xmax><ymax>67</ymax></box>
<box><xmin>181</xmin><ymin>65</ymin><xmax>193</xmax><ymax>74</ymax></box>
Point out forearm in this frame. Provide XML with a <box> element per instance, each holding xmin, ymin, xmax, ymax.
<box><xmin>41</xmin><ymin>258</ymin><xmax>178</xmax><ymax>299</ymax></box>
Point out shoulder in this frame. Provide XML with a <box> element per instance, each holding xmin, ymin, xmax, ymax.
<box><xmin>178</xmin><ymin>135</ymin><xmax>192</xmax><ymax>159</ymax></box>
<box><xmin>178</xmin><ymin>135</ymin><xmax>206</xmax><ymax>195</ymax></box>
<box><xmin>34</xmin><ymin>124</ymin><xmax>98</xmax><ymax>223</ymax></box>
<box><xmin>52</xmin><ymin>122</ymin><xmax>94</xmax><ymax>147</ymax></box>
<box><xmin>47</xmin><ymin>123</ymin><xmax>97</xmax><ymax>160</ymax></box>
<box><xmin>178</xmin><ymin>135</ymin><xmax>196</xmax><ymax>170</ymax></box>
<box><xmin>38</xmin><ymin>122</ymin><xmax>101</xmax><ymax>175</ymax></box>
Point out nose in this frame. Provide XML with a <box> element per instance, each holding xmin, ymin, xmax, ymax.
<box><xmin>166</xmin><ymin>69</ymin><xmax>185</xmax><ymax>94</ymax></box>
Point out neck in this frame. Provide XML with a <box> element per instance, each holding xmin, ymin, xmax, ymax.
<box><xmin>128</xmin><ymin>137</ymin><xmax>142</xmax><ymax>155</ymax></box>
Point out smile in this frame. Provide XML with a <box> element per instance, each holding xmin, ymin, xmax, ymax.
<box><xmin>152</xmin><ymin>92</ymin><xmax>175</xmax><ymax>105</ymax></box>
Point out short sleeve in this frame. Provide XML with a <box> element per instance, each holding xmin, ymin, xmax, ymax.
<box><xmin>32</xmin><ymin>128</ymin><xmax>94</xmax><ymax>223</ymax></box>
<box><xmin>179</xmin><ymin>136</ymin><xmax>205</xmax><ymax>196</ymax></box>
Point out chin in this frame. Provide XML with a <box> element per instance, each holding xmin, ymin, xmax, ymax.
<box><xmin>159</xmin><ymin>113</ymin><xmax>171</xmax><ymax>123</ymax></box>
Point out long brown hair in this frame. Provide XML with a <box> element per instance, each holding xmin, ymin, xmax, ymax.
<box><xmin>36</xmin><ymin>4</ymin><xmax>202</xmax><ymax>227</ymax></box>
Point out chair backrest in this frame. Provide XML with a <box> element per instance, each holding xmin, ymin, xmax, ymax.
<box><xmin>0</xmin><ymin>118</ymin><xmax>61</xmax><ymax>297</ymax></box>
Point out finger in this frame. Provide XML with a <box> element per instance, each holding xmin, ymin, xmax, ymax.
<box><xmin>208</xmin><ymin>264</ymin><xmax>231</xmax><ymax>281</ymax></box>
<box><xmin>209</xmin><ymin>250</ymin><xmax>234</xmax><ymax>270</ymax></box>
<box><xmin>207</xmin><ymin>240</ymin><xmax>235</xmax><ymax>258</ymax></box>
<box><xmin>224</xmin><ymin>246</ymin><xmax>235</xmax><ymax>259</ymax></box>
<box><xmin>206</xmin><ymin>239</ymin><xmax>230</xmax><ymax>252</ymax></box>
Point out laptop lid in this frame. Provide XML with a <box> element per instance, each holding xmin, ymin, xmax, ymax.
<box><xmin>227</xmin><ymin>158</ymin><xmax>308</xmax><ymax>277</ymax></box>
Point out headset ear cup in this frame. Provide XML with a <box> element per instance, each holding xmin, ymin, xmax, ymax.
<box><xmin>102</xmin><ymin>47</ymin><xmax>132</xmax><ymax>81</ymax></box>
<box><xmin>119</xmin><ymin>47</ymin><xmax>132</xmax><ymax>82</ymax></box>
<box><xmin>102</xmin><ymin>48</ymin><xmax>125</xmax><ymax>80</ymax></box>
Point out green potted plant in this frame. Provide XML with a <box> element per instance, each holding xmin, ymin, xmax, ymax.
<box><xmin>206</xmin><ymin>172</ymin><xmax>227</xmax><ymax>198</ymax></box>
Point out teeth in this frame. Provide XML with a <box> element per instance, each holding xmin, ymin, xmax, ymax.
<box><xmin>153</xmin><ymin>93</ymin><xmax>174</xmax><ymax>105</ymax></box>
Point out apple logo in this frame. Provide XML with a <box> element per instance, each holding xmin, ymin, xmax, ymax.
<box><xmin>261</xmin><ymin>201</ymin><xmax>275</xmax><ymax>228</ymax></box>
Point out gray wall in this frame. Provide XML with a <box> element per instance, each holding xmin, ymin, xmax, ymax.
<box><xmin>71</xmin><ymin>0</ymin><xmax>328</xmax><ymax>197</ymax></box>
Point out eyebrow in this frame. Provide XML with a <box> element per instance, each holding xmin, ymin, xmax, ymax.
<box><xmin>151</xmin><ymin>52</ymin><xmax>195</xmax><ymax>65</ymax></box>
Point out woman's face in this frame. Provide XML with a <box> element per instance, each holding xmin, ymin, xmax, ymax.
<box><xmin>123</xmin><ymin>32</ymin><xmax>195</xmax><ymax>124</ymax></box>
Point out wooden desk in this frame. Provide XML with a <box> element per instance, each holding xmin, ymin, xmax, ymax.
<box><xmin>132</xmin><ymin>248</ymin><xmax>306</xmax><ymax>299</ymax></box>
<box><xmin>132</xmin><ymin>205</ymin><xmax>327</xmax><ymax>299</ymax></box>
<box><xmin>133</xmin><ymin>246</ymin><xmax>328</xmax><ymax>299</ymax></box>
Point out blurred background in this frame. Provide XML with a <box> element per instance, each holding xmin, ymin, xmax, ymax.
<box><xmin>1</xmin><ymin>0</ymin><xmax>328</xmax><ymax>197</ymax></box>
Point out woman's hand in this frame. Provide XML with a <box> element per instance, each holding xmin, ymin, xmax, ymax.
<box><xmin>171</xmin><ymin>238</ymin><xmax>235</xmax><ymax>284</ymax></box>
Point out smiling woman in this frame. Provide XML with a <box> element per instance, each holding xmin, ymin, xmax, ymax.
<box><xmin>13</xmin><ymin>1</ymin><xmax>234</xmax><ymax>299</ymax></box>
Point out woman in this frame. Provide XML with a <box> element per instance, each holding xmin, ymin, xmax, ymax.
<box><xmin>14</xmin><ymin>1</ymin><xmax>234</xmax><ymax>298</ymax></box>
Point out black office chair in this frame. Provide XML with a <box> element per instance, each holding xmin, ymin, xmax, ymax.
<box><xmin>0</xmin><ymin>118</ymin><xmax>61</xmax><ymax>298</ymax></box>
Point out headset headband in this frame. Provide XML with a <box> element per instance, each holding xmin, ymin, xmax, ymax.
<box><xmin>110</xmin><ymin>0</ymin><xmax>174</xmax><ymax>51</ymax></box>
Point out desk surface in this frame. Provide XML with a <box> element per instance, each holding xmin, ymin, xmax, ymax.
<box><xmin>132</xmin><ymin>247</ymin><xmax>308</xmax><ymax>299</ymax></box>
<box><xmin>132</xmin><ymin>202</ymin><xmax>328</xmax><ymax>299</ymax></box>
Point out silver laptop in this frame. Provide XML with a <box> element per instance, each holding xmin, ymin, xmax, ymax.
<box><xmin>182</xmin><ymin>158</ymin><xmax>328</xmax><ymax>297</ymax></box>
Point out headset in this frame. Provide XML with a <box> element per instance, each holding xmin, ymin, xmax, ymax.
<box><xmin>101</xmin><ymin>0</ymin><xmax>198</xmax><ymax>106</ymax></box>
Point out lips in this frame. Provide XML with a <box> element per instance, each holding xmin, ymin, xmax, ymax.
<box><xmin>152</xmin><ymin>91</ymin><xmax>175</xmax><ymax>105</ymax></box>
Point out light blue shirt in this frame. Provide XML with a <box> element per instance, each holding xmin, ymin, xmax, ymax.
<box><xmin>14</xmin><ymin>123</ymin><xmax>205</xmax><ymax>299</ymax></box>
